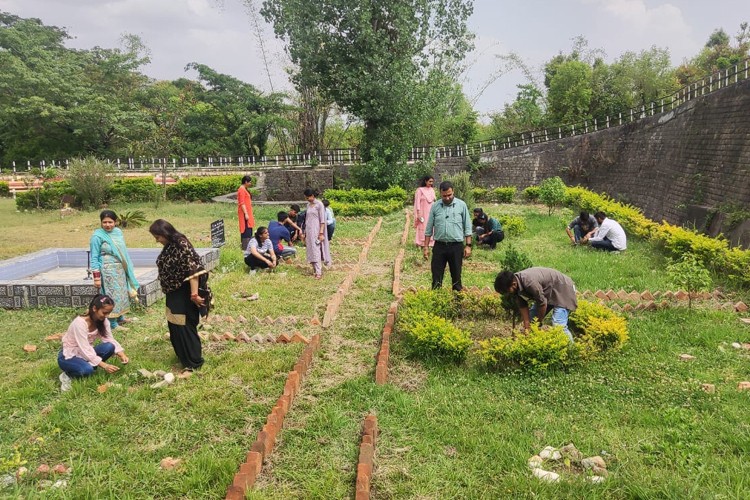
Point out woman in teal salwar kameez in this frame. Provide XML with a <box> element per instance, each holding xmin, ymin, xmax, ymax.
<box><xmin>90</xmin><ymin>210</ymin><xmax>139</xmax><ymax>329</ymax></box>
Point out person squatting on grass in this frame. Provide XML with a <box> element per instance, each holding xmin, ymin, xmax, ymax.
<box><xmin>268</xmin><ymin>211</ymin><xmax>297</xmax><ymax>261</ymax></box>
<box><xmin>244</xmin><ymin>226</ymin><xmax>277</xmax><ymax>270</ymax></box>
<box><xmin>565</xmin><ymin>210</ymin><xmax>598</xmax><ymax>245</ymax></box>
<box><xmin>57</xmin><ymin>294</ymin><xmax>129</xmax><ymax>392</ymax></box>
<box><xmin>580</xmin><ymin>211</ymin><xmax>627</xmax><ymax>252</ymax></box>
<box><xmin>150</xmin><ymin>219</ymin><xmax>206</xmax><ymax>371</ymax></box>
<box><xmin>494</xmin><ymin>267</ymin><xmax>578</xmax><ymax>342</ymax></box>
<box><xmin>423</xmin><ymin>181</ymin><xmax>472</xmax><ymax>291</ymax></box>
<box><xmin>471</xmin><ymin>208</ymin><xmax>504</xmax><ymax>249</ymax></box>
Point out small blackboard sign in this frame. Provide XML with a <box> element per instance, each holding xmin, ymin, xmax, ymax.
<box><xmin>210</xmin><ymin>219</ymin><xmax>226</xmax><ymax>248</ymax></box>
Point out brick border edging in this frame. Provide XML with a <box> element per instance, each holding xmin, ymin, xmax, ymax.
<box><xmin>225</xmin><ymin>333</ymin><xmax>322</xmax><ymax>499</ymax></box>
<box><xmin>355</xmin><ymin>415</ymin><xmax>379</xmax><ymax>500</ymax></box>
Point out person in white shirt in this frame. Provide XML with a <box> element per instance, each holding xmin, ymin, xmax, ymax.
<box><xmin>582</xmin><ymin>211</ymin><xmax>627</xmax><ymax>252</ymax></box>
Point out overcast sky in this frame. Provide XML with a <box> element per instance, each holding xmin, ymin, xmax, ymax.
<box><xmin>2</xmin><ymin>0</ymin><xmax>747</xmax><ymax>119</ymax></box>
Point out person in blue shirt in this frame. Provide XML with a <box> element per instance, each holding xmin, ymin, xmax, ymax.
<box><xmin>423</xmin><ymin>181</ymin><xmax>472</xmax><ymax>291</ymax></box>
<box><xmin>268</xmin><ymin>211</ymin><xmax>297</xmax><ymax>260</ymax></box>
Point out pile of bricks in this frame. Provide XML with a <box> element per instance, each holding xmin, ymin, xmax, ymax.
<box><xmin>355</xmin><ymin>415</ymin><xmax>379</xmax><ymax>500</ymax></box>
<box><xmin>226</xmin><ymin>334</ymin><xmax>322</xmax><ymax>499</ymax></box>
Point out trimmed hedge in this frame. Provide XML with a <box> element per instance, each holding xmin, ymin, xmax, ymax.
<box><xmin>166</xmin><ymin>175</ymin><xmax>243</xmax><ymax>202</ymax></box>
<box><xmin>328</xmin><ymin>199</ymin><xmax>403</xmax><ymax>216</ymax></box>
<box><xmin>0</xmin><ymin>181</ymin><xmax>9</xmax><ymax>198</ymax></box>
<box><xmin>109</xmin><ymin>178</ymin><xmax>160</xmax><ymax>203</ymax></box>
<box><xmin>15</xmin><ymin>181</ymin><xmax>76</xmax><ymax>210</ymax></box>
<box><xmin>323</xmin><ymin>186</ymin><xmax>408</xmax><ymax>204</ymax></box>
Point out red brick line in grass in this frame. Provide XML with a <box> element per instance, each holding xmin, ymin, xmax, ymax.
<box><xmin>375</xmin><ymin>301</ymin><xmax>399</xmax><ymax>385</ymax></box>
<box><xmin>400</xmin><ymin>210</ymin><xmax>411</xmax><ymax>246</ymax></box>
<box><xmin>355</xmin><ymin>415</ymin><xmax>379</xmax><ymax>500</ymax></box>
<box><xmin>225</xmin><ymin>334</ymin><xmax>322</xmax><ymax>499</ymax></box>
<box><xmin>323</xmin><ymin>218</ymin><xmax>383</xmax><ymax>328</ymax></box>
<box><xmin>392</xmin><ymin>249</ymin><xmax>405</xmax><ymax>297</ymax></box>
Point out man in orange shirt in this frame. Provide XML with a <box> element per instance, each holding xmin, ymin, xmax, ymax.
<box><xmin>238</xmin><ymin>175</ymin><xmax>255</xmax><ymax>250</ymax></box>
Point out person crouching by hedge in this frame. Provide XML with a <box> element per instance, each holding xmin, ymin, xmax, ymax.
<box><xmin>57</xmin><ymin>294</ymin><xmax>129</xmax><ymax>392</ymax></box>
<box><xmin>150</xmin><ymin>219</ymin><xmax>206</xmax><ymax>371</ymax></box>
<box><xmin>473</xmin><ymin>211</ymin><xmax>504</xmax><ymax>249</ymax></box>
<box><xmin>244</xmin><ymin>226</ymin><xmax>277</xmax><ymax>271</ymax></box>
<box><xmin>494</xmin><ymin>267</ymin><xmax>577</xmax><ymax>342</ymax></box>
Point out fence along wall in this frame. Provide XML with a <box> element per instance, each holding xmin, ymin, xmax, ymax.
<box><xmin>463</xmin><ymin>77</ymin><xmax>750</xmax><ymax>232</ymax></box>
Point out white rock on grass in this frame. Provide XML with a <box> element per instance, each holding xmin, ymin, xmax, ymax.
<box><xmin>732</xmin><ymin>342</ymin><xmax>742</xmax><ymax>349</ymax></box>
<box><xmin>1</xmin><ymin>474</ymin><xmax>16</xmax><ymax>488</ymax></box>
<box><xmin>587</xmin><ymin>475</ymin><xmax>606</xmax><ymax>484</ymax></box>
<box><xmin>581</xmin><ymin>456</ymin><xmax>607</xmax><ymax>470</ymax></box>
<box><xmin>531</xmin><ymin>468</ymin><xmax>560</xmax><ymax>483</ymax></box>
<box><xmin>539</xmin><ymin>446</ymin><xmax>556</xmax><ymax>459</ymax></box>
<box><xmin>52</xmin><ymin>480</ymin><xmax>68</xmax><ymax>489</ymax></box>
<box><xmin>164</xmin><ymin>373</ymin><xmax>175</xmax><ymax>384</ymax></box>
<box><xmin>528</xmin><ymin>455</ymin><xmax>543</xmax><ymax>469</ymax></box>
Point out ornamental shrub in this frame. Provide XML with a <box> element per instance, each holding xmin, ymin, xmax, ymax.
<box><xmin>399</xmin><ymin>288</ymin><xmax>457</xmax><ymax>328</ymax></box>
<box><xmin>491</xmin><ymin>186</ymin><xmax>516</xmax><ymax>203</ymax></box>
<box><xmin>0</xmin><ymin>182</ymin><xmax>9</xmax><ymax>197</ymax></box>
<box><xmin>15</xmin><ymin>181</ymin><xmax>76</xmax><ymax>210</ymax></box>
<box><xmin>538</xmin><ymin>176</ymin><xmax>567</xmax><ymax>215</ymax></box>
<box><xmin>166</xmin><ymin>175</ymin><xmax>242</xmax><ymax>202</ymax></box>
<box><xmin>498</xmin><ymin>215</ymin><xmax>527</xmax><ymax>237</ymax></box>
<box><xmin>324</xmin><ymin>186</ymin><xmax>408</xmax><ymax>204</ymax></box>
<box><xmin>471</xmin><ymin>187</ymin><xmax>488</xmax><ymax>202</ymax></box>
<box><xmin>444</xmin><ymin>171</ymin><xmax>474</xmax><ymax>210</ymax></box>
<box><xmin>476</xmin><ymin>324</ymin><xmax>574</xmax><ymax>371</ymax></box>
<box><xmin>328</xmin><ymin>199</ymin><xmax>403</xmax><ymax>216</ymax></box>
<box><xmin>67</xmin><ymin>157</ymin><xmax>114</xmax><ymax>209</ymax></box>
<box><xmin>522</xmin><ymin>186</ymin><xmax>540</xmax><ymax>202</ymax></box>
<box><xmin>666</xmin><ymin>253</ymin><xmax>712</xmax><ymax>309</ymax></box>
<box><xmin>570</xmin><ymin>300</ymin><xmax>628</xmax><ymax>357</ymax></box>
<box><xmin>108</xmin><ymin>177</ymin><xmax>160</xmax><ymax>203</ymax></box>
<box><xmin>404</xmin><ymin>311</ymin><xmax>472</xmax><ymax>362</ymax></box>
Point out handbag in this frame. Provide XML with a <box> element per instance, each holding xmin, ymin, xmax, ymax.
<box><xmin>197</xmin><ymin>273</ymin><xmax>213</xmax><ymax>318</ymax></box>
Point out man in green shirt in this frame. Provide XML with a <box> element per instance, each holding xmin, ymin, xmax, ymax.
<box><xmin>423</xmin><ymin>181</ymin><xmax>472</xmax><ymax>291</ymax></box>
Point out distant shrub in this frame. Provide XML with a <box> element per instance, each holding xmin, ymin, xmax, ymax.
<box><xmin>522</xmin><ymin>186</ymin><xmax>540</xmax><ymax>202</ymax></box>
<box><xmin>67</xmin><ymin>157</ymin><xmax>115</xmax><ymax>209</ymax></box>
<box><xmin>476</xmin><ymin>324</ymin><xmax>575</xmax><ymax>371</ymax></box>
<box><xmin>491</xmin><ymin>186</ymin><xmax>516</xmax><ymax>203</ymax></box>
<box><xmin>444</xmin><ymin>171</ymin><xmax>474</xmax><ymax>210</ymax></box>
<box><xmin>538</xmin><ymin>176</ymin><xmax>567</xmax><ymax>215</ymax></box>
<box><xmin>471</xmin><ymin>187</ymin><xmax>489</xmax><ymax>202</ymax></box>
<box><xmin>324</xmin><ymin>186</ymin><xmax>408</xmax><ymax>204</ymax></box>
<box><xmin>328</xmin><ymin>199</ymin><xmax>403</xmax><ymax>216</ymax></box>
<box><xmin>166</xmin><ymin>175</ymin><xmax>242</xmax><ymax>202</ymax></box>
<box><xmin>15</xmin><ymin>181</ymin><xmax>75</xmax><ymax>210</ymax></box>
<box><xmin>108</xmin><ymin>178</ymin><xmax>159</xmax><ymax>203</ymax></box>
<box><xmin>498</xmin><ymin>215</ymin><xmax>527</xmax><ymax>237</ymax></box>
<box><xmin>0</xmin><ymin>182</ymin><xmax>9</xmax><ymax>198</ymax></box>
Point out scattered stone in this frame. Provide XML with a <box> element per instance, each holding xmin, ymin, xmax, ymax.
<box><xmin>15</xmin><ymin>467</ymin><xmax>28</xmax><ymax>479</ymax></box>
<box><xmin>159</xmin><ymin>457</ymin><xmax>182</xmax><ymax>470</ymax></box>
<box><xmin>137</xmin><ymin>368</ymin><xmax>154</xmax><ymax>378</ymax></box>
<box><xmin>738</xmin><ymin>381</ymin><xmax>750</xmax><ymax>391</ymax></box>
<box><xmin>740</xmin><ymin>318</ymin><xmax>750</xmax><ymax>325</ymax></box>
<box><xmin>560</xmin><ymin>443</ymin><xmax>582</xmax><ymax>461</ymax></box>
<box><xmin>163</xmin><ymin>373</ymin><xmax>175</xmax><ymax>384</ymax></box>
<box><xmin>531</xmin><ymin>468</ymin><xmax>560</xmax><ymax>483</ymax></box>
<box><xmin>23</xmin><ymin>344</ymin><xmax>37</xmax><ymax>353</ymax></box>
<box><xmin>701</xmin><ymin>383</ymin><xmax>716</xmax><ymax>393</ymax></box>
<box><xmin>247</xmin><ymin>293</ymin><xmax>260</xmax><ymax>301</ymax></box>
<box><xmin>153</xmin><ymin>370</ymin><xmax>167</xmax><ymax>378</ymax></box>
<box><xmin>592</xmin><ymin>466</ymin><xmax>608</xmax><ymax>477</ymax></box>
<box><xmin>735</xmin><ymin>301</ymin><xmax>749</xmax><ymax>313</ymax></box>
<box><xmin>45</xmin><ymin>333</ymin><xmax>63</xmax><ymax>341</ymax></box>
<box><xmin>679</xmin><ymin>354</ymin><xmax>696</xmax><ymax>361</ymax></box>
<box><xmin>51</xmin><ymin>464</ymin><xmax>69</xmax><ymax>474</ymax></box>
<box><xmin>177</xmin><ymin>370</ymin><xmax>192</xmax><ymax>380</ymax></box>
<box><xmin>38</xmin><ymin>480</ymin><xmax>54</xmax><ymax>489</ymax></box>
<box><xmin>731</xmin><ymin>342</ymin><xmax>742</xmax><ymax>349</ymax></box>
<box><xmin>0</xmin><ymin>474</ymin><xmax>16</xmax><ymax>488</ymax></box>
<box><xmin>587</xmin><ymin>475</ymin><xmax>606</xmax><ymax>484</ymax></box>
<box><xmin>36</xmin><ymin>464</ymin><xmax>50</xmax><ymax>475</ymax></box>
<box><xmin>539</xmin><ymin>446</ymin><xmax>556</xmax><ymax>459</ymax></box>
<box><xmin>528</xmin><ymin>455</ymin><xmax>543</xmax><ymax>469</ymax></box>
<box><xmin>97</xmin><ymin>383</ymin><xmax>110</xmax><ymax>393</ymax></box>
<box><xmin>581</xmin><ymin>456</ymin><xmax>607</xmax><ymax>470</ymax></box>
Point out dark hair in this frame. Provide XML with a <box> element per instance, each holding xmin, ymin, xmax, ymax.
<box><xmin>88</xmin><ymin>294</ymin><xmax>114</xmax><ymax>336</ymax></box>
<box><xmin>254</xmin><ymin>226</ymin><xmax>268</xmax><ymax>246</ymax></box>
<box><xmin>439</xmin><ymin>181</ymin><xmax>454</xmax><ymax>192</ymax></box>
<box><xmin>322</xmin><ymin>198</ymin><xmax>330</xmax><ymax>207</ymax></box>
<box><xmin>473</xmin><ymin>207</ymin><xmax>484</xmax><ymax>215</ymax></box>
<box><xmin>303</xmin><ymin>188</ymin><xmax>317</xmax><ymax>198</ymax></box>
<box><xmin>241</xmin><ymin>175</ymin><xmax>252</xmax><ymax>185</ymax></box>
<box><xmin>494</xmin><ymin>271</ymin><xmax>515</xmax><ymax>294</ymax></box>
<box><xmin>99</xmin><ymin>210</ymin><xmax>118</xmax><ymax>222</ymax></box>
<box><xmin>149</xmin><ymin>219</ymin><xmax>188</xmax><ymax>245</ymax></box>
<box><xmin>277</xmin><ymin>211</ymin><xmax>288</xmax><ymax>222</ymax></box>
<box><xmin>290</xmin><ymin>204</ymin><xmax>301</xmax><ymax>213</ymax></box>
<box><xmin>580</xmin><ymin>211</ymin><xmax>590</xmax><ymax>220</ymax></box>
<box><xmin>419</xmin><ymin>175</ymin><xmax>434</xmax><ymax>187</ymax></box>
<box><xmin>594</xmin><ymin>211</ymin><xmax>606</xmax><ymax>220</ymax></box>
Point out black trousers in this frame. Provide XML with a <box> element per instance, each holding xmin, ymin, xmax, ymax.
<box><xmin>475</xmin><ymin>228</ymin><xmax>504</xmax><ymax>249</ymax></box>
<box><xmin>431</xmin><ymin>241</ymin><xmax>464</xmax><ymax>291</ymax></box>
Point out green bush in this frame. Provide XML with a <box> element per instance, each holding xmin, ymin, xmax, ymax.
<box><xmin>404</xmin><ymin>311</ymin><xmax>473</xmax><ymax>362</ymax></box>
<box><xmin>491</xmin><ymin>186</ymin><xmax>516</xmax><ymax>203</ymax></box>
<box><xmin>108</xmin><ymin>178</ymin><xmax>160</xmax><ymax>203</ymax></box>
<box><xmin>399</xmin><ymin>288</ymin><xmax>457</xmax><ymax>327</ymax></box>
<box><xmin>471</xmin><ymin>187</ymin><xmax>489</xmax><ymax>202</ymax></box>
<box><xmin>0</xmin><ymin>182</ymin><xmax>9</xmax><ymax>198</ymax></box>
<box><xmin>166</xmin><ymin>175</ymin><xmax>243</xmax><ymax>202</ymax></box>
<box><xmin>522</xmin><ymin>186</ymin><xmax>540</xmax><ymax>202</ymax></box>
<box><xmin>569</xmin><ymin>300</ymin><xmax>629</xmax><ymax>358</ymax></box>
<box><xmin>15</xmin><ymin>181</ymin><xmax>76</xmax><ymax>210</ymax></box>
<box><xmin>444</xmin><ymin>171</ymin><xmax>474</xmax><ymax>209</ymax></box>
<box><xmin>323</xmin><ymin>186</ymin><xmax>408</xmax><ymax>204</ymax></box>
<box><xmin>497</xmin><ymin>215</ymin><xmax>526</xmax><ymax>237</ymax></box>
<box><xmin>67</xmin><ymin>157</ymin><xmax>115</xmax><ymax>209</ymax></box>
<box><xmin>499</xmin><ymin>244</ymin><xmax>533</xmax><ymax>325</ymax></box>
<box><xmin>328</xmin><ymin>199</ymin><xmax>403</xmax><ymax>216</ymax></box>
<box><xmin>538</xmin><ymin>176</ymin><xmax>567</xmax><ymax>215</ymax></box>
<box><xmin>476</xmin><ymin>324</ymin><xmax>575</xmax><ymax>371</ymax></box>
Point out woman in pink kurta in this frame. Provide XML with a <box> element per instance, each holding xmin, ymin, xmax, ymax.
<box><xmin>303</xmin><ymin>188</ymin><xmax>332</xmax><ymax>279</ymax></box>
<box><xmin>414</xmin><ymin>175</ymin><xmax>436</xmax><ymax>249</ymax></box>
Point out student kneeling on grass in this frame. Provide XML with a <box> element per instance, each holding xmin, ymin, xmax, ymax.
<box><xmin>244</xmin><ymin>226</ymin><xmax>277</xmax><ymax>271</ymax></box>
<box><xmin>494</xmin><ymin>267</ymin><xmax>577</xmax><ymax>342</ymax></box>
<box><xmin>57</xmin><ymin>294</ymin><xmax>129</xmax><ymax>392</ymax></box>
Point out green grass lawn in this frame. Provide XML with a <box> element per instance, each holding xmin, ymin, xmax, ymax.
<box><xmin>1</xmin><ymin>198</ymin><xmax>750</xmax><ymax>498</ymax></box>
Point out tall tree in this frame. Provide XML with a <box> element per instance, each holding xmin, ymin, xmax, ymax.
<box><xmin>261</xmin><ymin>0</ymin><xmax>474</xmax><ymax>188</ymax></box>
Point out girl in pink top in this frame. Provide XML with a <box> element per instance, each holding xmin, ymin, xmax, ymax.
<box><xmin>57</xmin><ymin>294</ymin><xmax>129</xmax><ymax>392</ymax></box>
<box><xmin>414</xmin><ymin>175</ymin><xmax>436</xmax><ymax>251</ymax></box>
